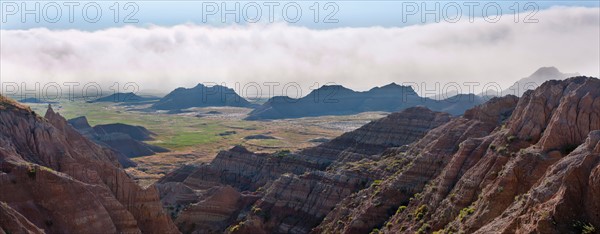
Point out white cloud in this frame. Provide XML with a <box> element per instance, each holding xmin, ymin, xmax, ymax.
<box><xmin>1</xmin><ymin>6</ymin><xmax>599</xmax><ymax>97</ymax></box>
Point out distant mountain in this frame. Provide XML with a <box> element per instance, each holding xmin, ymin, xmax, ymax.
<box><xmin>245</xmin><ymin>83</ymin><xmax>485</xmax><ymax>120</ymax></box>
<box><xmin>502</xmin><ymin>67</ymin><xmax>578</xmax><ymax>96</ymax></box>
<box><xmin>151</xmin><ymin>84</ymin><xmax>254</xmax><ymax>110</ymax></box>
<box><xmin>90</xmin><ymin>92</ymin><xmax>159</xmax><ymax>103</ymax></box>
<box><xmin>18</xmin><ymin>97</ymin><xmax>58</xmax><ymax>104</ymax></box>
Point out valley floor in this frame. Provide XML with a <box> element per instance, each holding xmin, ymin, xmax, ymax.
<box><xmin>27</xmin><ymin>101</ymin><xmax>386</xmax><ymax>186</ymax></box>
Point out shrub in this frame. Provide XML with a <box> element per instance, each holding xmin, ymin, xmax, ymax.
<box><xmin>275</xmin><ymin>150</ymin><xmax>291</xmax><ymax>158</ymax></box>
<box><xmin>396</xmin><ymin>206</ymin><xmax>407</xmax><ymax>215</ymax></box>
<box><xmin>27</xmin><ymin>166</ymin><xmax>37</xmax><ymax>179</ymax></box>
<box><xmin>228</xmin><ymin>224</ymin><xmax>241</xmax><ymax>233</ymax></box>
<box><xmin>373</xmin><ymin>200</ymin><xmax>382</xmax><ymax>207</ymax></box>
<box><xmin>507</xmin><ymin>135</ymin><xmax>517</xmax><ymax>143</ymax></box>
<box><xmin>251</xmin><ymin>206</ymin><xmax>262</xmax><ymax>214</ymax></box>
<box><xmin>414</xmin><ymin>205</ymin><xmax>428</xmax><ymax>221</ymax></box>
<box><xmin>497</xmin><ymin>147</ymin><xmax>509</xmax><ymax>156</ymax></box>
<box><xmin>416</xmin><ymin>223</ymin><xmax>430</xmax><ymax>234</ymax></box>
<box><xmin>459</xmin><ymin>206</ymin><xmax>475</xmax><ymax>221</ymax></box>
<box><xmin>573</xmin><ymin>221</ymin><xmax>596</xmax><ymax>234</ymax></box>
<box><xmin>582</xmin><ymin>223</ymin><xmax>596</xmax><ymax>234</ymax></box>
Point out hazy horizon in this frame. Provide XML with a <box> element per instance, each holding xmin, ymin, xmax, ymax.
<box><xmin>2</xmin><ymin>4</ymin><xmax>599</xmax><ymax>98</ymax></box>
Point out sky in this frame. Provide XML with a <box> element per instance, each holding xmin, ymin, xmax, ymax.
<box><xmin>1</xmin><ymin>1</ymin><xmax>599</xmax><ymax>98</ymax></box>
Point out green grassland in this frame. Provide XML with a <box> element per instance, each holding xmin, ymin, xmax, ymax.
<box><xmin>27</xmin><ymin>100</ymin><xmax>346</xmax><ymax>152</ymax></box>
<box><xmin>27</xmin><ymin>99</ymin><xmax>383</xmax><ymax>185</ymax></box>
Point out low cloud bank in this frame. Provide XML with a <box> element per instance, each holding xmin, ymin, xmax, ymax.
<box><xmin>1</xmin><ymin>6</ymin><xmax>598</xmax><ymax>96</ymax></box>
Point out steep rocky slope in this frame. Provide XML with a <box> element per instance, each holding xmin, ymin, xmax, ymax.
<box><xmin>0</xmin><ymin>96</ymin><xmax>179</xmax><ymax>233</ymax></box>
<box><xmin>316</xmin><ymin>76</ymin><xmax>599</xmax><ymax>234</ymax></box>
<box><xmin>157</xmin><ymin>107</ymin><xmax>452</xmax><ymax>233</ymax></box>
<box><xmin>68</xmin><ymin>116</ymin><xmax>168</xmax><ymax>159</ymax></box>
<box><xmin>158</xmin><ymin>76</ymin><xmax>598</xmax><ymax>234</ymax></box>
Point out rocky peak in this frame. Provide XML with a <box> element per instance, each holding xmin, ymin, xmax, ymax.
<box><xmin>503</xmin><ymin>67</ymin><xmax>579</xmax><ymax>97</ymax></box>
<box><xmin>463</xmin><ymin>95</ymin><xmax>519</xmax><ymax>123</ymax></box>
<box><xmin>44</xmin><ymin>104</ymin><xmax>66</xmax><ymax>128</ymax></box>
<box><xmin>530</xmin><ymin>66</ymin><xmax>561</xmax><ymax>77</ymax></box>
<box><xmin>583</xmin><ymin>130</ymin><xmax>600</xmax><ymax>153</ymax></box>
<box><xmin>508</xmin><ymin>76</ymin><xmax>600</xmax><ymax>151</ymax></box>
<box><xmin>0</xmin><ymin>99</ymin><xmax>179</xmax><ymax>233</ymax></box>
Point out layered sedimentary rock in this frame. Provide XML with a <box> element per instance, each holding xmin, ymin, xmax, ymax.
<box><xmin>158</xmin><ymin>107</ymin><xmax>452</xmax><ymax>233</ymax></box>
<box><xmin>314</xmin><ymin>94</ymin><xmax>520</xmax><ymax>233</ymax></box>
<box><xmin>0</xmin><ymin>97</ymin><xmax>179</xmax><ymax>234</ymax></box>
<box><xmin>154</xmin><ymin>77</ymin><xmax>597</xmax><ymax>234</ymax></box>
<box><xmin>314</xmin><ymin>77</ymin><xmax>599</xmax><ymax>234</ymax></box>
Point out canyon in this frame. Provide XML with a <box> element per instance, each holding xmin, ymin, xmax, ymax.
<box><xmin>158</xmin><ymin>77</ymin><xmax>599</xmax><ymax>233</ymax></box>
<box><xmin>1</xmin><ymin>76</ymin><xmax>599</xmax><ymax>234</ymax></box>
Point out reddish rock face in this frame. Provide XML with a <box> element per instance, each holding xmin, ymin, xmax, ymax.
<box><xmin>158</xmin><ymin>106</ymin><xmax>453</xmax><ymax>233</ymax></box>
<box><xmin>320</xmin><ymin>77</ymin><xmax>599</xmax><ymax>234</ymax></box>
<box><xmin>315</xmin><ymin>95</ymin><xmax>520</xmax><ymax>234</ymax></box>
<box><xmin>5</xmin><ymin>77</ymin><xmax>596</xmax><ymax>234</ymax></box>
<box><xmin>159</xmin><ymin>77</ymin><xmax>598</xmax><ymax>234</ymax></box>
<box><xmin>0</xmin><ymin>98</ymin><xmax>179</xmax><ymax>234</ymax></box>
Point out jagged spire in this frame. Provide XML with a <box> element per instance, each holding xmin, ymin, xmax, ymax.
<box><xmin>44</xmin><ymin>103</ymin><xmax>59</xmax><ymax>120</ymax></box>
<box><xmin>47</xmin><ymin>104</ymin><xmax>55</xmax><ymax>115</ymax></box>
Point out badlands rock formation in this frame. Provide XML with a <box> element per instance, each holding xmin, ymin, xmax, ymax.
<box><xmin>161</xmin><ymin>77</ymin><xmax>599</xmax><ymax>234</ymax></box>
<box><xmin>68</xmin><ymin>116</ymin><xmax>168</xmax><ymax>160</ymax></box>
<box><xmin>0</xmin><ymin>97</ymin><xmax>179</xmax><ymax>233</ymax></box>
<box><xmin>318</xmin><ymin>77</ymin><xmax>600</xmax><ymax>234</ymax></box>
<box><xmin>1</xmin><ymin>76</ymin><xmax>598</xmax><ymax>234</ymax></box>
<box><xmin>158</xmin><ymin>106</ymin><xmax>452</xmax><ymax>233</ymax></box>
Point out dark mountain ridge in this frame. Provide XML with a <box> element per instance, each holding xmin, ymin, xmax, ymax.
<box><xmin>90</xmin><ymin>92</ymin><xmax>159</xmax><ymax>103</ymax></box>
<box><xmin>152</xmin><ymin>84</ymin><xmax>255</xmax><ymax>110</ymax></box>
<box><xmin>18</xmin><ymin>97</ymin><xmax>58</xmax><ymax>104</ymax></box>
<box><xmin>246</xmin><ymin>83</ymin><xmax>484</xmax><ymax>120</ymax></box>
